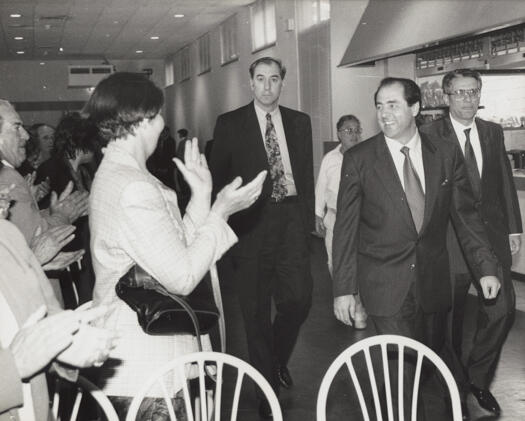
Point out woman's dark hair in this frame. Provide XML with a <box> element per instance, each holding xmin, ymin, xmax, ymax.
<box><xmin>53</xmin><ymin>112</ymin><xmax>99</xmax><ymax>160</ymax></box>
<box><xmin>84</xmin><ymin>72</ymin><xmax>164</xmax><ymax>145</ymax></box>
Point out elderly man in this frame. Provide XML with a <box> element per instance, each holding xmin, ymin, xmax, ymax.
<box><xmin>0</xmin><ymin>100</ymin><xmax>88</xmax><ymax>271</ymax></box>
<box><xmin>421</xmin><ymin>69</ymin><xmax>521</xmax><ymax>417</ymax></box>
<box><xmin>333</xmin><ymin>77</ymin><xmax>501</xmax><ymax>420</ymax></box>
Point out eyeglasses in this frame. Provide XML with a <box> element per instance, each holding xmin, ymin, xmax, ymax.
<box><xmin>446</xmin><ymin>88</ymin><xmax>481</xmax><ymax>100</ymax></box>
<box><xmin>338</xmin><ymin>127</ymin><xmax>362</xmax><ymax>134</ymax></box>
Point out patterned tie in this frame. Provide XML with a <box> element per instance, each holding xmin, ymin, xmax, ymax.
<box><xmin>265</xmin><ymin>113</ymin><xmax>287</xmax><ymax>202</ymax></box>
<box><xmin>401</xmin><ymin>146</ymin><xmax>425</xmax><ymax>232</ymax></box>
<box><xmin>463</xmin><ymin>128</ymin><xmax>481</xmax><ymax>198</ymax></box>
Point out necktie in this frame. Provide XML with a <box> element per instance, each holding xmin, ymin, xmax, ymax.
<box><xmin>401</xmin><ymin>146</ymin><xmax>425</xmax><ymax>232</ymax></box>
<box><xmin>265</xmin><ymin>113</ymin><xmax>287</xmax><ymax>202</ymax></box>
<box><xmin>463</xmin><ymin>128</ymin><xmax>481</xmax><ymax>198</ymax></box>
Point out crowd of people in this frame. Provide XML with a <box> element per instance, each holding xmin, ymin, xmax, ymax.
<box><xmin>0</xmin><ymin>57</ymin><xmax>520</xmax><ymax>421</ymax></box>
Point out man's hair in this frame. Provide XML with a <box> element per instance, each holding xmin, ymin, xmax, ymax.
<box><xmin>0</xmin><ymin>100</ymin><xmax>15</xmax><ymax>133</ymax></box>
<box><xmin>249</xmin><ymin>57</ymin><xmax>286</xmax><ymax>80</ymax></box>
<box><xmin>54</xmin><ymin>112</ymin><xmax>99</xmax><ymax>159</ymax></box>
<box><xmin>84</xmin><ymin>72</ymin><xmax>164</xmax><ymax>145</ymax></box>
<box><xmin>374</xmin><ymin>77</ymin><xmax>421</xmax><ymax>107</ymax></box>
<box><xmin>442</xmin><ymin>68</ymin><xmax>482</xmax><ymax>93</ymax></box>
<box><xmin>336</xmin><ymin>115</ymin><xmax>361</xmax><ymax>131</ymax></box>
<box><xmin>177</xmin><ymin>128</ymin><xmax>188</xmax><ymax>138</ymax></box>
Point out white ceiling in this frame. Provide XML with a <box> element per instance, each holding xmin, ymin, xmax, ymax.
<box><xmin>0</xmin><ymin>0</ymin><xmax>254</xmax><ymax>61</ymax></box>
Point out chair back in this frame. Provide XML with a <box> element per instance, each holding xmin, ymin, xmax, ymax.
<box><xmin>52</xmin><ymin>375</ymin><xmax>119</xmax><ymax>421</ymax></box>
<box><xmin>316</xmin><ymin>334</ymin><xmax>462</xmax><ymax>421</ymax></box>
<box><xmin>126</xmin><ymin>351</ymin><xmax>282</xmax><ymax>421</ymax></box>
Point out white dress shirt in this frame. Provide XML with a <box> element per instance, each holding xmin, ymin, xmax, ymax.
<box><xmin>315</xmin><ymin>145</ymin><xmax>343</xmax><ymax>216</ymax></box>
<box><xmin>253</xmin><ymin>103</ymin><xmax>297</xmax><ymax>196</ymax></box>
<box><xmin>450</xmin><ymin>115</ymin><xmax>483</xmax><ymax>175</ymax></box>
<box><xmin>385</xmin><ymin>131</ymin><xmax>426</xmax><ymax>194</ymax></box>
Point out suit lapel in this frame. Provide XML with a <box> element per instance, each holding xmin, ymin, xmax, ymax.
<box><xmin>372</xmin><ymin>135</ymin><xmax>416</xmax><ymax>232</ymax></box>
<box><xmin>475</xmin><ymin>117</ymin><xmax>490</xmax><ymax>183</ymax></box>
<box><xmin>280</xmin><ymin>106</ymin><xmax>300</xmax><ymax>181</ymax></box>
<box><xmin>242</xmin><ymin>103</ymin><xmax>271</xmax><ymax>172</ymax></box>
<box><xmin>420</xmin><ymin>132</ymin><xmax>439</xmax><ymax>235</ymax></box>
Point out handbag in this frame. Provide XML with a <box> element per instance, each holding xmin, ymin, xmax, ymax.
<box><xmin>115</xmin><ymin>265</ymin><xmax>219</xmax><ymax>349</ymax></box>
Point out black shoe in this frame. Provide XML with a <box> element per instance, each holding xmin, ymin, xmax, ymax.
<box><xmin>470</xmin><ymin>384</ymin><xmax>501</xmax><ymax>415</ymax></box>
<box><xmin>258</xmin><ymin>399</ymin><xmax>273</xmax><ymax>419</ymax></box>
<box><xmin>277</xmin><ymin>366</ymin><xmax>293</xmax><ymax>389</ymax></box>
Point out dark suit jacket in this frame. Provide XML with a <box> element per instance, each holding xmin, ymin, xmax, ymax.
<box><xmin>333</xmin><ymin>131</ymin><xmax>499</xmax><ymax>317</ymax></box>
<box><xmin>420</xmin><ymin>116</ymin><xmax>522</xmax><ymax>276</ymax></box>
<box><xmin>209</xmin><ymin>102</ymin><xmax>314</xmax><ymax>257</ymax></box>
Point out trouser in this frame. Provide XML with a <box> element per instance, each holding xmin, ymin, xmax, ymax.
<box><xmin>369</xmin><ymin>283</ymin><xmax>455</xmax><ymax>421</ymax></box>
<box><xmin>450</xmin><ymin>270</ymin><xmax>515</xmax><ymax>393</ymax></box>
<box><xmin>234</xmin><ymin>200</ymin><xmax>312</xmax><ymax>396</ymax></box>
<box><xmin>324</xmin><ymin>208</ymin><xmax>367</xmax><ymax>323</ymax></box>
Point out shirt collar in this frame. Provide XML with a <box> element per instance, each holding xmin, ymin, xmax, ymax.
<box><xmin>254</xmin><ymin>102</ymin><xmax>280</xmax><ymax>120</ymax></box>
<box><xmin>384</xmin><ymin>130</ymin><xmax>421</xmax><ymax>154</ymax></box>
<box><xmin>449</xmin><ymin>114</ymin><xmax>475</xmax><ymax>131</ymax></box>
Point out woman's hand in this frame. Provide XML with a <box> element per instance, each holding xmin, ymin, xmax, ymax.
<box><xmin>211</xmin><ymin>170</ymin><xmax>267</xmax><ymax>220</ymax></box>
<box><xmin>173</xmin><ymin>138</ymin><xmax>212</xmax><ymax>200</ymax></box>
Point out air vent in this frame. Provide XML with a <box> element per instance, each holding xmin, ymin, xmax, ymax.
<box><xmin>68</xmin><ymin>65</ymin><xmax>114</xmax><ymax>88</ymax></box>
<box><xmin>38</xmin><ymin>15</ymin><xmax>70</xmax><ymax>22</ymax></box>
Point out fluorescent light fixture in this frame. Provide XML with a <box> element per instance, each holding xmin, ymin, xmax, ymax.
<box><xmin>59</xmin><ymin>47</ymin><xmax>64</xmax><ymax>52</ymax></box>
<box><xmin>40</xmin><ymin>62</ymin><xmax>45</xmax><ymax>65</ymax></box>
<box><xmin>150</xmin><ymin>36</ymin><xmax>160</xmax><ymax>40</ymax></box>
<box><xmin>14</xmin><ymin>36</ymin><xmax>24</xmax><ymax>40</ymax></box>
<box><xmin>16</xmin><ymin>50</ymin><xmax>24</xmax><ymax>54</ymax></box>
<box><xmin>174</xmin><ymin>14</ymin><xmax>185</xmax><ymax>18</ymax></box>
<box><xmin>10</xmin><ymin>14</ymin><xmax>22</xmax><ymax>18</ymax></box>
<box><xmin>135</xmin><ymin>50</ymin><xmax>144</xmax><ymax>54</ymax></box>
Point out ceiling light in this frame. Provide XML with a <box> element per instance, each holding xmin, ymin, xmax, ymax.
<box><xmin>59</xmin><ymin>47</ymin><xmax>64</xmax><ymax>52</ymax></box>
<box><xmin>174</xmin><ymin>14</ymin><xmax>184</xmax><ymax>18</ymax></box>
<box><xmin>14</xmin><ymin>36</ymin><xmax>24</xmax><ymax>40</ymax></box>
<box><xmin>16</xmin><ymin>50</ymin><xmax>24</xmax><ymax>55</ymax></box>
<box><xmin>135</xmin><ymin>50</ymin><xmax>143</xmax><ymax>54</ymax></box>
<box><xmin>40</xmin><ymin>62</ymin><xmax>45</xmax><ymax>65</ymax></box>
<box><xmin>150</xmin><ymin>36</ymin><xmax>159</xmax><ymax>40</ymax></box>
<box><xmin>10</xmin><ymin>14</ymin><xmax>22</xmax><ymax>18</ymax></box>
<box><xmin>113</xmin><ymin>20</ymin><xmax>119</xmax><ymax>24</ymax></box>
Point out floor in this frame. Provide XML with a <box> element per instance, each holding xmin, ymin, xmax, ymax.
<box><xmin>217</xmin><ymin>236</ymin><xmax>525</xmax><ymax>421</ymax></box>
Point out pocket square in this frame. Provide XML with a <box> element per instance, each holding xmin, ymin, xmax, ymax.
<box><xmin>441</xmin><ymin>178</ymin><xmax>450</xmax><ymax>186</ymax></box>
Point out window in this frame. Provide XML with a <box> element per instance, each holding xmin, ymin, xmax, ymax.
<box><xmin>197</xmin><ymin>33</ymin><xmax>211</xmax><ymax>75</ymax></box>
<box><xmin>220</xmin><ymin>14</ymin><xmax>239</xmax><ymax>65</ymax></box>
<box><xmin>297</xmin><ymin>0</ymin><xmax>330</xmax><ymax>31</ymax></box>
<box><xmin>176</xmin><ymin>45</ymin><xmax>191</xmax><ymax>82</ymax></box>
<box><xmin>250</xmin><ymin>0</ymin><xmax>276</xmax><ymax>52</ymax></box>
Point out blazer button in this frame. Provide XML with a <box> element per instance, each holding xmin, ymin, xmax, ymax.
<box><xmin>410</xmin><ymin>263</ymin><xmax>416</xmax><ymax>270</ymax></box>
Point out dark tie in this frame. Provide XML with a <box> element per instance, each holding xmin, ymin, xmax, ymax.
<box><xmin>265</xmin><ymin>113</ymin><xmax>287</xmax><ymax>202</ymax></box>
<box><xmin>401</xmin><ymin>146</ymin><xmax>425</xmax><ymax>232</ymax></box>
<box><xmin>463</xmin><ymin>128</ymin><xmax>481</xmax><ymax>198</ymax></box>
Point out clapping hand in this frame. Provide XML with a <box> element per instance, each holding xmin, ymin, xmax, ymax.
<box><xmin>42</xmin><ymin>249</ymin><xmax>85</xmax><ymax>271</ymax></box>
<box><xmin>49</xmin><ymin>181</ymin><xmax>89</xmax><ymax>223</ymax></box>
<box><xmin>30</xmin><ymin>224</ymin><xmax>76</xmax><ymax>265</ymax></box>
<box><xmin>211</xmin><ymin>170</ymin><xmax>267</xmax><ymax>220</ymax></box>
<box><xmin>172</xmin><ymin>138</ymin><xmax>212</xmax><ymax>199</ymax></box>
<box><xmin>0</xmin><ymin>183</ymin><xmax>15</xmax><ymax>219</ymax></box>
<box><xmin>25</xmin><ymin>172</ymin><xmax>50</xmax><ymax>202</ymax></box>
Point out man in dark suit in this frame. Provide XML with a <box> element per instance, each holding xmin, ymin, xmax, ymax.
<box><xmin>333</xmin><ymin>78</ymin><xmax>501</xmax><ymax>420</ymax></box>
<box><xmin>420</xmin><ymin>69</ymin><xmax>521</xmax><ymax>416</ymax></box>
<box><xmin>210</xmin><ymin>57</ymin><xmax>314</xmax><ymax>418</ymax></box>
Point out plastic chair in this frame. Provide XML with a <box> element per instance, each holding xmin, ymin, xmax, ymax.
<box><xmin>317</xmin><ymin>334</ymin><xmax>462</xmax><ymax>421</ymax></box>
<box><xmin>52</xmin><ymin>375</ymin><xmax>119</xmax><ymax>421</ymax></box>
<box><xmin>126</xmin><ymin>351</ymin><xmax>282</xmax><ymax>421</ymax></box>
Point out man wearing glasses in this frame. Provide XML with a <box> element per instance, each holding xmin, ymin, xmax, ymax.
<box><xmin>421</xmin><ymin>69</ymin><xmax>521</xmax><ymax>418</ymax></box>
<box><xmin>315</xmin><ymin>115</ymin><xmax>367</xmax><ymax>329</ymax></box>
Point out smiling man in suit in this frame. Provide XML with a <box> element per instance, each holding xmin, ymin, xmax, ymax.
<box><xmin>209</xmin><ymin>57</ymin><xmax>314</xmax><ymax>419</ymax></box>
<box><xmin>333</xmin><ymin>77</ymin><xmax>501</xmax><ymax>420</ymax></box>
<box><xmin>420</xmin><ymin>69</ymin><xmax>521</xmax><ymax>416</ymax></box>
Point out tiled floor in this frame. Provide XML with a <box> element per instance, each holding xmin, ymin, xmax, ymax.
<box><xmin>218</xmin><ymin>236</ymin><xmax>525</xmax><ymax>420</ymax></box>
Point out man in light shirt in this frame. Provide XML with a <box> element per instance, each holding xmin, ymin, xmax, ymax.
<box><xmin>315</xmin><ymin>114</ymin><xmax>367</xmax><ymax>329</ymax></box>
<box><xmin>333</xmin><ymin>77</ymin><xmax>501</xmax><ymax>420</ymax></box>
<box><xmin>210</xmin><ymin>57</ymin><xmax>314</xmax><ymax>419</ymax></box>
<box><xmin>421</xmin><ymin>69</ymin><xmax>521</xmax><ymax>417</ymax></box>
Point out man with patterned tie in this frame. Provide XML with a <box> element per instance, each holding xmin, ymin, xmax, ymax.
<box><xmin>420</xmin><ymin>69</ymin><xmax>521</xmax><ymax>417</ymax></box>
<box><xmin>210</xmin><ymin>57</ymin><xmax>314</xmax><ymax>419</ymax></box>
<box><xmin>333</xmin><ymin>77</ymin><xmax>500</xmax><ymax>420</ymax></box>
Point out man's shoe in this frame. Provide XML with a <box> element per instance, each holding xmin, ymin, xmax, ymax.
<box><xmin>277</xmin><ymin>366</ymin><xmax>293</xmax><ymax>389</ymax></box>
<box><xmin>470</xmin><ymin>384</ymin><xmax>501</xmax><ymax>415</ymax></box>
<box><xmin>258</xmin><ymin>399</ymin><xmax>273</xmax><ymax>419</ymax></box>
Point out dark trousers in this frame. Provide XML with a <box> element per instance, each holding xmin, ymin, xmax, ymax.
<box><xmin>233</xmin><ymin>201</ymin><xmax>312</xmax><ymax>396</ymax></box>
<box><xmin>450</xmin><ymin>271</ymin><xmax>515</xmax><ymax>392</ymax></box>
<box><xmin>369</xmin><ymin>284</ymin><xmax>454</xmax><ymax>421</ymax></box>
